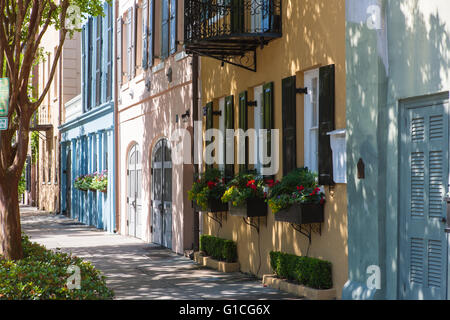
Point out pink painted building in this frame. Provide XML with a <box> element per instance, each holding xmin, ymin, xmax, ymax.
<box><xmin>116</xmin><ymin>0</ymin><xmax>197</xmax><ymax>254</ymax></box>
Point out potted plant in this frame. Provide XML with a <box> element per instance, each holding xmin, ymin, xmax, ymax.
<box><xmin>221</xmin><ymin>172</ymin><xmax>268</xmax><ymax>218</ymax></box>
<box><xmin>268</xmin><ymin>168</ymin><xmax>325</xmax><ymax>224</ymax></box>
<box><xmin>188</xmin><ymin>168</ymin><xmax>228</xmax><ymax>212</ymax></box>
<box><xmin>74</xmin><ymin>175</ymin><xmax>88</xmax><ymax>191</ymax></box>
<box><xmin>91</xmin><ymin>170</ymin><xmax>108</xmax><ymax>193</ymax></box>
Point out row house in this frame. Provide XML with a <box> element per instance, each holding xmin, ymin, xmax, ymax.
<box><xmin>116</xmin><ymin>0</ymin><xmax>196</xmax><ymax>253</ymax></box>
<box><xmin>344</xmin><ymin>0</ymin><xmax>450</xmax><ymax>300</ymax></box>
<box><xmin>59</xmin><ymin>0</ymin><xmax>116</xmax><ymax>232</ymax></box>
<box><xmin>187</xmin><ymin>0</ymin><xmax>348</xmax><ymax>297</ymax></box>
<box><xmin>33</xmin><ymin>23</ymin><xmax>81</xmax><ymax>213</ymax></box>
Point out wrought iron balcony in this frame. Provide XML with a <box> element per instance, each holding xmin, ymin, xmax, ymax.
<box><xmin>184</xmin><ymin>0</ymin><xmax>282</xmax><ymax>71</ymax></box>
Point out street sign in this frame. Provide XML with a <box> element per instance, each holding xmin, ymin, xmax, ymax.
<box><xmin>0</xmin><ymin>78</ymin><xmax>10</xmax><ymax>117</ymax></box>
<box><xmin>0</xmin><ymin>117</ymin><xmax>7</xmax><ymax>130</ymax></box>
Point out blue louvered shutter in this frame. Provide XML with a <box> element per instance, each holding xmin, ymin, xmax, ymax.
<box><xmin>87</xmin><ymin>18</ymin><xmax>94</xmax><ymax>110</ymax></box>
<box><xmin>106</xmin><ymin>2</ymin><xmax>113</xmax><ymax>101</ymax></box>
<box><xmin>95</xmin><ymin>15</ymin><xmax>103</xmax><ymax>106</ymax></box>
<box><xmin>102</xmin><ymin>2</ymin><xmax>109</xmax><ymax>103</ymax></box>
<box><xmin>142</xmin><ymin>0</ymin><xmax>148</xmax><ymax>70</ymax></box>
<box><xmin>82</xmin><ymin>24</ymin><xmax>88</xmax><ymax>112</ymax></box>
<box><xmin>169</xmin><ymin>0</ymin><xmax>177</xmax><ymax>55</ymax></box>
<box><xmin>148</xmin><ymin>0</ymin><xmax>154</xmax><ymax>67</ymax></box>
<box><xmin>161</xmin><ymin>0</ymin><xmax>169</xmax><ymax>58</ymax></box>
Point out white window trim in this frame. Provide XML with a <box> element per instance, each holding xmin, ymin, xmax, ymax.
<box><xmin>304</xmin><ymin>69</ymin><xmax>319</xmax><ymax>174</ymax></box>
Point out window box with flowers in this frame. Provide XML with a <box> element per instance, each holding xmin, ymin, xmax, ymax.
<box><xmin>188</xmin><ymin>168</ymin><xmax>228</xmax><ymax>212</ymax></box>
<box><xmin>268</xmin><ymin>168</ymin><xmax>325</xmax><ymax>224</ymax></box>
<box><xmin>74</xmin><ymin>171</ymin><xmax>108</xmax><ymax>193</ymax></box>
<box><xmin>221</xmin><ymin>172</ymin><xmax>268</xmax><ymax>218</ymax></box>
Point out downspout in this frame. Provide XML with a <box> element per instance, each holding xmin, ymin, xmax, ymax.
<box><xmin>114</xmin><ymin>0</ymin><xmax>120</xmax><ymax>233</ymax></box>
<box><xmin>192</xmin><ymin>53</ymin><xmax>199</xmax><ymax>251</ymax></box>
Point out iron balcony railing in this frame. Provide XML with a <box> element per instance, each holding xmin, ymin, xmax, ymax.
<box><xmin>184</xmin><ymin>0</ymin><xmax>282</xmax><ymax>71</ymax></box>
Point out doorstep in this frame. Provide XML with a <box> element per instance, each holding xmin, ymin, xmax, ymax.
<box><xmin>262</xmin><ymin>275</ymin><xmax>336</xmax><ymax>300</ymax></box>
<box><xmin>194</xmin><ymin>252</ymin><xmax>240</xmax><ymax>273</ymax></box>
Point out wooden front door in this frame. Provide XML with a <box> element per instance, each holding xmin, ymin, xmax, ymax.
<box><xmin>399</xmin><ymin>94</ymin><xmax>449</xmax><ymax>299</ymax></box>
<box><xmin>151</xmin><ymin>139</ymin><xmax>172</xmax><ymax>249</ymax></box>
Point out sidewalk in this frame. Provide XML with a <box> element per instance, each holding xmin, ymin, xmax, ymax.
<box><xmin>20</xmin><ymin>206</ymin><xmax>301</xmax><ymax>300</ymax></box>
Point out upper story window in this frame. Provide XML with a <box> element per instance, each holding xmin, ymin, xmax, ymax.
<box><xmin>82</xmin><ymin>2</ymin><xmax>114</xmax><ymax>112</ymax></box>
<box><xmin>118</xmin><ymin>0</ymin><xmax>179</xmax><ymax>87</ymax></box>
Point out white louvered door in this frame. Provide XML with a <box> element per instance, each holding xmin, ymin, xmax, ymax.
<box><xmin>400</xmin><ymin>98</ymin><xmax>449</xmax><ymax>300</ymax></box>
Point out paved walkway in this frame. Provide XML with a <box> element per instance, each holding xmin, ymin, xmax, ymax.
<box><xmin>20</xmin><ymin>206</ymin><xmax>300</xmax><ymax>300</ymax></box>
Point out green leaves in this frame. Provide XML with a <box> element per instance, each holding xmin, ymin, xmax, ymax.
<box><xmin>200</xmin><ymin>235</ymin><xmax>238</xmax><ymax>263</ymax></box>
<box><xmin>0</xmin><ymin>234</ymin><xmax>114</xmax><ymax>300</ymax></box>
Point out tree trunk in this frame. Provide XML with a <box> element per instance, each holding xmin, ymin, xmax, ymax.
<box><xmin>0</xmin><ymin>177</ymin><xmax>23</xmax><ymax>260</ymax></box>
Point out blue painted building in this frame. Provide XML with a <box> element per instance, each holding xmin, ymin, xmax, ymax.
<box><xmin>59</xmin><ymin>1</ymin><xmax>116</xmax><ymax>233</ymax></box>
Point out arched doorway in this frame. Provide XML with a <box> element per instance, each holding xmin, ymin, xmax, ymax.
<box><xmin>151</xmin><ymin>139</ymin><xmax>172</xmax><ymax>249</ymax></box>
<box><xmin>127</xmin><ymin>144</ymin><xmax>142</xmax><ymax>238</ymax></box>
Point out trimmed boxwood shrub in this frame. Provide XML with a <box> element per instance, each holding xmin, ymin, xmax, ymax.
<box><xmin>269</xmin><ymin>251</ymin><xmax>332</xmax><ymax>290</ymax></box>
<box><xmin>200</xmin><ymin>235</ymin><xmax>237</xmax><ymax>263</ymax></box>
<box><xmin>0</xmin><ymin>234</ymin><xmax>114</xmax><ymax>300</ymax></box>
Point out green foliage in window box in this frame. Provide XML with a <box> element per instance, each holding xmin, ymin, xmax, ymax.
<box><xmin>199</xmin><ymin>235</ymin><xmax>238</xmax><ymax>263</ymax></box>
<box><xmin>267</xmin><ymin>168</ymin><xmax>325</xmax><ymax>214</ymax></box>
<box><xmin>221</xmin><ymin>171</ymin><xmax>267</xmax><ymax>207</ymax></box>
<box><xmin>269</xmin><ymin>251</ymin><xmax>332</xmax><ymax>290</ymax></box>
<box><xmin>188</xmin><ymin>168</ymin><xmax>227</xmax><ymax>211</ymax></box>
<box><xmin>0</xmin><ymin>234</ymin><xmax>114</xmax><ymax>300</ymax></box>
<box><xmin>90</xmin><ymin>170</ymin><xmax>108</xmax><ymax>192</ymax></box>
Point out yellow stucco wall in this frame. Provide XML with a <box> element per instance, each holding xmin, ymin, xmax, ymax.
<box><xmin>200</xmin><ymin>0</ymin><xmax>348</xmax><ymax>298</ymax></box>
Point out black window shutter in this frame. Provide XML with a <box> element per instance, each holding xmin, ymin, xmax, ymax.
<box><xmin>282</xmin><ymin>76</ymin><xmax>297</xmax><ymax>176</ymax></box>
<box><xmin>239</xmin><ymin>91</ymin><xmax>248</xmax><ymax>173</ymax></box>
<box><xmin>205</xmin><ymin>102</ymin><xmax>213</xmax><ymax>170</ymax></box>
<box><xmin>318</xmin><ymin>64</ymin><xmax>335</xmax><ymax>186</ymax></box>
<box><xmin>263</xmin><ymin>82</ymin><xmax>274</xmax><ymax>176</ymax></box>
<box><xmin>142</xmin><ymin>0</ymin><xmax>148</xmax><ymax>70</ymax></box>
<box><xmin>225</xmin><ymin>95</ymin><xmax>235</xmax><ymax>180</ymax></box>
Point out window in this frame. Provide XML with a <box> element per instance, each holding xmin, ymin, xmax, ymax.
<box><xmin>161</xmin><ymin>0</ymin><xmax>177</xmax><ymax>58</ymax></box>
<box><xmin>304</xmin><ymin>69</ymin><xmax>319</xmax><ymax>174</ymax></box>
<box><xmin>142</xmin><ymin>0</ymin><xmax>154</xmax><ymax>69</ymax></box>
<box><xmin>82</xmin><ymin>3</ymin><xmax>113</xmax><ymax>111</ymax></box>
<box><xmin>253</xmin><ymin>85</ymin><xmax>264</xmax><ymax>174</ymax></box>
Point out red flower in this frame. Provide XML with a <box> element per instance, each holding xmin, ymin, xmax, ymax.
<box><xmin>297</xmin><ymin>185</ymin><xmax>305</xmax><ymax>192</ymax></box>
<box><xmin>207</xmin><ymin>181</ymin><xmax>217</xmax><ymax>190</ymax></box>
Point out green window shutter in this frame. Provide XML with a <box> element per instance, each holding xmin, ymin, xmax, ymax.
<box><xmin>318</xmin><ymin>64</ymin><xmax>335</xmax><ymax>185</ymax></box>
<box><xmin>142</xmin><ymin>0</ymin><xmax>149</xmax><ymax>70</ymax></box>
<box><xmin>263</xmin><ymin>82</ymin><xmax>274</xmax><ymax>175</ymax></box>
<box><xmin>117</xmin><ymin>17</ymin><xmax>123</xmax><ymax>87</ymax></box>
<box><xmin>225</xmin><ymin>95</ymin><xmax>235</xmax><ymax>180</ymax></box>
<box><xmin>205</xmin><ymin>101</ymin><xmax>213</xmax><ymax>170</ymax></box>
<box><xmin>230</xmin><ymin>0</ymin><xmax>244</xmax><ymax>33</ymax></box>
<box><xmin>239</xmin><ymin>91</ymin><xmax>248</xmax><ymax>173</ymax></box>
<box><xmin>161</xmin><ymin>0</ymin><xmax>170</xmax><ymax>58</ymax></box>
<box><xmin>169</xmin><ymin>0</ymin><xmax>177</xmax><ymax>55</ymax></box>
<box><xmin>148</xmin><ymin>0</ymin><xmax>154</xmax><ymax>67</ymax></box>
<box><xmin>282</xmin><ymin>76</ymin><xmax>297</xmax><ymax>176</ymax></box>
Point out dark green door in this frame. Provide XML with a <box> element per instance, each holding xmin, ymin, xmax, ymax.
<box><xmin>399</xmin><ymin>94</ymin><xmax>449</xmax><ymax>300</ymax></box>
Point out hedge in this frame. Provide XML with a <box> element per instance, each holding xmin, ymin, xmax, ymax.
<box><xmin>0</xmin><ymin>234</ymin><xmax>114</xmax><ymax>300</ymax></box>
<box><xmin>199</xmin><ymin>235</ymin><xmax>238</xmax><ymax>263</ymax></box>
<box><xmin>269</xmin><ymin>251</ymin><xmax>332</xmax><ymax>290</ymax></box>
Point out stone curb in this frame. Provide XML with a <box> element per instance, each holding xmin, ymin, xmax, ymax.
<box><xmin>262</xmin><ymin>274</ymin><xmax>336</xmax><ymax>300</ymax></box>
<box><xmin>194</xmin><ymin>252</ymin><xmax>240</xmax><ymax>273</ymax></box>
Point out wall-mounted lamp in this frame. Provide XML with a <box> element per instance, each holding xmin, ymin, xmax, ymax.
<box><xmin>145</xmin><ymin>79</ymin><xmax>151</xmax><ymax>92</ymax></box>
<box><xmin>166</xmin><ymin>67</ymin><xmax>173</xmax><ymax>83</ymax></box>
<box><xmin>181</xmin><ymin>109</ymin><xmax>191</xmax><ymax>122</ymax></box>
<box><xmin>296</xmin><ymin>87</ymin><xmax>308</xmax><ymax>95</ymax></box>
